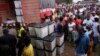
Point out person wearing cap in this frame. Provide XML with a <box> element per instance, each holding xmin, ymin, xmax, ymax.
<box><xmin>0</xmin><ymin>29</ymin><xmax>17</xmax><ymax>56</ymax></box>
<box><xmin>68</xmin><ymin>17</ymin><xmax>76</xmax><ymax>42</ymax></box>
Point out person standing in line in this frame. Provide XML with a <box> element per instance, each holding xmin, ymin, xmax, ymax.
<box><xmin>57</xmin><ymin>17</ymin><xmax>65</xmax><ymax>33</ymax></box>
<box><xmin>20</xmin><ymin>30</ymin><xmax>34</xmax><ymax>56</ymax></box>
<box><xmin>86</xmin><ymin>26</ymin><xmax>94</xmax><ymax>56</ymax></box>
<box><xmin>75</xmin><ymin>27</ymin><xmax>90</xmax><ymax>56</ymax></box>
<box><xmin>92</xmin><ymin>11</ymin><xmax>99</xmax><ymax>19</ymax></box>
<box><xmin>0</xmin><ymin>29</ymin><xmax>17</xmax><ymax>56</ymax></box>
<box><xmin>54</xmin><ymin>17</ymin><xmax>59</xmax><ymax>32</ymax></box>
<box><xmin>74</xmin><ymin>16</ymin><xmax>82</xmax><ymax>27</ymax></box>
<box><xmin>82</xmin><ymin>13</ymin><xmax>94</xmax><ymax>32</ymax></box>
<box><xmin>15</xmin><ymin>22</ymin><xmax>25</xmax><ymax>38</ymax></box>
<box><xmin>22</xmin><ymin>36</ymin><xmax>34</xmax><ymax>56</ymax></box>
<box><xmin>83</xmin><ymin>13</ymin><xmax>93</xmax><ymax>26</ymax></box>
<box><xmin>68</xmin><ymin>18</ymin><xmax>76</xmax><ymax>42</ymax></box>
<box><xmin>92</xmin><ymin>18</ymin><xmax>100</xmax><ymax>51</ymax></box>
<box><xmin>63</xmin><ymin>16</ymin><xmax>69</xmax><ymax>41</ymax></box>
<box><xmin>15</xmin><ymin>22</ymin><xmax>25</xmax><ymax>56</ymax></box>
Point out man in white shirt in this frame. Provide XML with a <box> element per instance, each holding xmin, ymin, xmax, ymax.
<box><xmin>68</xmin><ymin>18</ymin><xmax>76</xmax><ymax>42</ymax></box>
<box><xmin>83</xmin><ymin>13</ymin><xmax>94</xmax><ymax>26</ymax></box>
<box><xmin>92</xmin><ymin>18</ymin><xmax>100</xmax><ymax>51</ymax></box>
<box><xmin>79</xmin><ymin>7</ymin><xmax>86</xmax><ymax>15</ymax></box>
<box><xmin>92</xmin><ymin>11</ymin><xmax>99</xmax><ymax>20</ymax></box>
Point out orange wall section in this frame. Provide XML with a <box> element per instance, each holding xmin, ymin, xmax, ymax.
<box><xmin>21</xmin><ymin>0</ymin><xmax>41</xmax><ymax>24</ymax></box>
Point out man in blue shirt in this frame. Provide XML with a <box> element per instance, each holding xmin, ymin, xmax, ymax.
<box><xmin>75</xmin><ymin>27</ymin><xmax>90</xmax><ymax>56</ymax></box>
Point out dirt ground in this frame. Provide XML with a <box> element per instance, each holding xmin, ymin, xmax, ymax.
<box><xmin>61</xmin><ymin>42</ymin><xmax>100</xmax><ymax>56</ymax></box>
<box><xmin>61</xmin><ymin>42</ymin><xmax>75</xmax><ymax>56</ymax></box>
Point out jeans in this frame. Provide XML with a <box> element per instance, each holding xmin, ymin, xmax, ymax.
<box><xmin>94</xmin><ymin>36</ymin><xmax>99</xmax><ymax>45</ymax></box>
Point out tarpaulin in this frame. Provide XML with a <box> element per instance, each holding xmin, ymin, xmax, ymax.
<box><xmin>40</xmin><ymin>9</ymin><xmax>52</xmax><ymax>18</ymax></box>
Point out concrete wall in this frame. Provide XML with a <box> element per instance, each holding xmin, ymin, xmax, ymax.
<box><xmin>40</xmin><ymin>0</ymin><xmax>55</xmax><ymax>9</ymax></box>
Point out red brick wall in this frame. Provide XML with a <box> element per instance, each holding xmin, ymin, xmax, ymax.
<box><xmin>0</xmin><ymin>0</ymin><xmax>16</xmax><ymax>23</ymax></box>
<box><xmin>0</xmin><ymin>0</ymin><xmax>9</xmax><ymax>22</ymax></box>
<box><xmin>0</xmin><ymin>16</ymin><xmax>2</xmax><ymax>24</ymax></box>
<box><xmin>21</xmin><ymin>0</ymin><xmax>41</xmax><ymax>24</ymax></box>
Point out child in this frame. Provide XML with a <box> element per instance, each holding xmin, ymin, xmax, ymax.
<box><xmin>22</xmin><ymin>37</ymin><xmax>34</xmax><ymax>56</ymax></box>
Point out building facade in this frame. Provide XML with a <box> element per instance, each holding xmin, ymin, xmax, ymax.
<box><xmin>0</xmin><ymin>0</ymin><xmax>55</xmax><ymax>24</ymax></box>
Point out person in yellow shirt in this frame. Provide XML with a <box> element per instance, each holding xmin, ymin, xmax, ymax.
<box><xmin>22</xmin><ymin>37</ymin><xmax>34</xmax><ymax>56</ymax></box>
<box><xmin>53</xmin><ymin>11</ymin><xmax>58</xmax><ymax>21</ymax></box>
<box><xmin>15</xmin><ymin>22</ymin><xmax>25</xmax><ymax>56</ymax></box>
<box><xmin>15</xmin><ymin>22</ymin><xmax>25</xmax><ymax>38</ymax></box>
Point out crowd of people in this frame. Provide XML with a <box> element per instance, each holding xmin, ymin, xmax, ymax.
<box><xmin>0</xmin><ymin>4</ymin><xmax>100</xmax><ymax>56</ymax></box>
<box><xmin>52</xmin><ymin>4</ymin><xmax>100</xmax><ymax>56</ymax></box>
<box><xmin>0</xmin><ymin>22</ymin><xmax>33</xmax><ymax>56</ymax></box>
